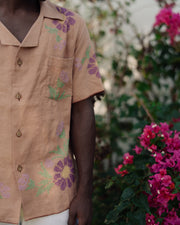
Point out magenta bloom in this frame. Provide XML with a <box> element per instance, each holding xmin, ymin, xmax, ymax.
<box><xmin>146</xmin><ymin>213</ymin><xmax>159</xmax><ymax>225</ymax></box>
<box><xmin>53</xmin><ymin>156</ymin><xmax>75</xmax><ymax>191</ymax></box>
<box><xmin>123</xmin><ymin>153</ymin><xmax>134</xmax><ymax>165</ymax></box>
<box><xmin>0</xmin><ymin>182</ymin><xmax>10</xmax><ymax>199</ymax></box>
<box><xmin>133</xmin><ymin>145</ymin><xmax>142</xmax><ymax>154</ymax></box>
<box><xmin>153</xmin><ymin>7</ymin><xmax>180</xmax><ymax>44</ymax></box>
<box><xmin>18</xmin><ymin>174</ymin><xmax>29</xmax><ymax>191</ymax></box>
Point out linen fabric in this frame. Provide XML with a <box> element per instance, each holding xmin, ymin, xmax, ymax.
<box><xmin>0</xmin><ymin>0</ymin><xmax>104</xmax><ymax>224</ymax></box>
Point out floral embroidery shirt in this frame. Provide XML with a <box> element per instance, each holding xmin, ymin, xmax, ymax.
<box><xmin>0</xmin><ymin>0</ymin><xmax>104</xmax><ymax>224</ymax></box>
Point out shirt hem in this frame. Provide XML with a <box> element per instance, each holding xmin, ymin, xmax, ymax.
<box><xmin>23</xmin><ymin>207</ymin><xmax>70</xmax><ymax>222</ymax></box>
<box><xmin>0</xmin><ymin>220</ymin><xmax>19</xmax><ymax>224</ymax></box>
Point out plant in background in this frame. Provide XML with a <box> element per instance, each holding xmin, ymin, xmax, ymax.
<box><xmin>53</xmin><ymin>0</ymin><xmax>180</xmax><ymax>224</ymax></box>
<box><xmin>105</xmin><ymin>122</ymin><xmax>180</xmax><ymax>225</ymax></box>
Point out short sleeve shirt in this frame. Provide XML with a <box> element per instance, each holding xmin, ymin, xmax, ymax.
<box><xmin>0</xmin><ymin>1</ymin><xmax>104</xmax><ymax>224</ymax></box>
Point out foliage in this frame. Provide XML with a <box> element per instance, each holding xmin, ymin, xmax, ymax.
<box><xmin>53</xmin><ymin>0</ymin><xmax>180</xmax><ymax>224</ymax></box>
<box><xmin>106</xmin><ymin>123</ymin><xmax>180</xmax><ymax>225</ymax></box>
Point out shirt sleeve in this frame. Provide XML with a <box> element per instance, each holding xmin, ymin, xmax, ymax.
<box><xmin>72</xmin><ymin>17</ymin><xmax>105</xmax><ymax>103</ymax></box>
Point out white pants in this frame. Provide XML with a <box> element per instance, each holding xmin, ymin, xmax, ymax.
<box><xmin>0</xmin><ymin>207</ymin><xmax>69</xmax><ymax>225</ymax></box>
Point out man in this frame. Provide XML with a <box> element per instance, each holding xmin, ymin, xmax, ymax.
<box><xmin>0</xmin><ymin>0</ymin><xmax>104</xmax><ymax>225</ymax></box>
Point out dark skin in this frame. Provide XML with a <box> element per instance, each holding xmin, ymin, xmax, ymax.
<box><xmin>0</xmin><ymin>0</ymin><xmax>96</xmax><ymax>224</ymax></box>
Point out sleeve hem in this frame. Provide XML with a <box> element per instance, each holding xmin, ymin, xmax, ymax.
<box><xmin>72</xmin><ymin>89</ymin><xmax>105</xmax><ymax>104</ymax></box>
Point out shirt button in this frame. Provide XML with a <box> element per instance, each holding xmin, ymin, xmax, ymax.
<box><xmin>15</xmin><ymin>92</ymin><xmax>22</xmax><ymax>101</ymax></box>
<box><xmin>16</xmin><ymin>129</ymin><xmax>22</xmax><ymax>137</ymax></box>
<box><xmin>17</xmin><ymin>165</ymin><xmax>23</xmax><ymax>172</ymax></box>
<box><xmin>17</xmin><ymin>58</ymin><xmax>23</xmax><ymax>66</ymax></box>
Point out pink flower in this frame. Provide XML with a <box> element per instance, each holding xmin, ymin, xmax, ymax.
<box><xmin>114</xmin><ymin>164</ymin><xmax>128</xmax><ymax>177</ymax></box>
<box><xmin>133</xmin><ymin>145</ymin><xmax>142</xmax><ymax>154</ymax></box>
<box><xmin>153</xmin><ymin>7</ymin><xmax>180</xmax><ymax>44</ymax></box>
<box><xmin>120</xmin><ymin>170</ymin><xmax>128</xmax><ymax>177</ymax></box>
<box><xmin>123</xmin><ymin>153</ymin><xmax>134</xmax><ymax>165</ymax></box>
<box><xmin>145</xmin><ymin>213</ymin><xmax>159</xmax><ymax>225</ymax></box>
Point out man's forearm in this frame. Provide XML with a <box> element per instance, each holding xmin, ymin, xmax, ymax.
<box><xmin>70</xmin><ymin>96</ymin><xmax>95</xmax><ymax>197</ymax></box>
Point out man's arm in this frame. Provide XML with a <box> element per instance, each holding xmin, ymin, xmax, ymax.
<box><xmin>68</xmin><ymin>96</ymin><xmax>96</xmax><ymax>225</ymax></box>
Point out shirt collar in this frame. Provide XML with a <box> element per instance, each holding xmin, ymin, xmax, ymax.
<box><xmin>0</xmin><ymin>0</ymin><xmax>65</xmax><ymax>47</ymax></box>
<box><xmin>41</xmin><ymin>0</ymin><xmax>65</xmax><ymax>21</ymax></box>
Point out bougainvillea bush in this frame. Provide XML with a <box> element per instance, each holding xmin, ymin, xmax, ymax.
<box><xmin>105</xmin><ymin>122</ymin><xmax>180</xmax><ymax>225</ymax></box>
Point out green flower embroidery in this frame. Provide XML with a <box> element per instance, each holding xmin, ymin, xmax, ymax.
<box><xmin>81</xmin><ymin>45</ymin><xmax>91</xmax><ymax>65</ymax></box>
<box><xmin>25</xmin><ymin>162</ymin><xmax>54</xmax><ymax>197</ymax></box>
<box><xmin>45</xmin><ymin>24</ymin><xmax>62</xmax><ymax>42</ymax></box>
<box><xmin>48</xmin><ymin>71</ymin><xmax>71</xmax><ymax>101</ymax></box>
<box><xmin>25</xmin><ymin>122</ymin><xmax>70</xmax><ymax>196</ymax></box>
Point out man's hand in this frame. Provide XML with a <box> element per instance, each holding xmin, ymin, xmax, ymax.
<box><xmin>69</xmin><ymin>96</ymin><xmax>95</xmax><ymax>225</ymax></box>
<box><xmin>68</xmin><ymin>194</ymin><xmax>92</xmax><ymax>225</ymax></box>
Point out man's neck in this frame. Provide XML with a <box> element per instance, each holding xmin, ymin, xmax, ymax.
<box><xmin>0</xmin><ymin>0</ymin><xmax>40</xmax><ymax>14</ymax></box>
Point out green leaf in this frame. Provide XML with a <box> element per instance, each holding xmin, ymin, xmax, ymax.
<box><xmin>48</xmin><ymin>85</ymin><xmax>57</xmax><ymax>99</ymax></box>
<box><xmin>38</xmin><ymin>162</ymin><xmax>52</xmax><ymax>179</ymax></box>
<box><xmin>56</xmin><ymin>35</ymin><xmax>62</xmax><ymax>42</ymax></box>
<box><xmin>0</xmin><ymin>195</ymin><xmax>2</xmax><ymax>199</ymax></box>
<box><xmin>121</xmin><ymin>187</ymin><xmax>135</xmax><ymax>201</ymax></box>
<box><xmin>26</xmin><ymin>179</ymin><xmax>35</xmax><ymax>190</ymax></box>
<box><xmin>57</xmin><ymin>78</ymin><xmax>64</xmax><ymax>88</ymax></box>
<box><xmin>132</xmin><ymin>193</ymin><xmax>150</xmax><ymax>213</ymax></box>
<box><xmin>44</xmin><ymin>183</ymin><xmax>54</xmax><ymax>193</ymax></box>
<box><xmin>105</xmin><ymin>180</ymin><xmax>114</xmax><ymax>190</ymax></box>
<box><xmin>59</xmin><ymin>129</ymin><xmax>65</xmax><ymax>139</ymax></box>
<box><xmin>49</xmin><ymin>145</ymin><xmax>63</xmax><ymax>155</ymax></box>
<box><xmin>105</xmin><ymin>201</ymin><xmax>130</xmax><ymax>224</ymax></box>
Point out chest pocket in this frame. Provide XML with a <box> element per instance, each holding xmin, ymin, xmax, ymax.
<box><xmin>41</xmin><ymin>56</ymin><xmax>74</xmax><ymax>121</ymax></box>
<box><xmin>44</xmin><ymin>56</ymin><xmax>73</xmax><ymax>101</ymax></box>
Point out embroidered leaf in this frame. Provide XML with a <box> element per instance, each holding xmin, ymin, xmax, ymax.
<box><xmin>56</xmin><ymin>35</ymin><xmax>62</xmax><ymax>42</ymax></box>
<box><xmin>57</xmin><ymin>78</ymin><xmax>64</xmax><ymax>88</ymax></box>
<box><xmin>48</xmin><ymin>85</ymin><xmax>57</xmax><ymax>98</ymax></box>
<box><xmin>39</xmin><ymin>179</ymin><xmax>49</xmax><ymax>186</ymax></box>
<box><xmin>64</xmin><ymin>139</ymin><xmax>69</xmax><ymax>153</ymax></box>
<box><xmin>49</xmin><ymin>145</ymin><xmax>63</xmax><ymax>155</ymax></box>
<box><xmin>38</xmin><ymin>162</ymin><xmax>52</xmax><ymax>179</ymax></box>
<box><xmin>86</xmin><ymin>45</ymin><xmax>91</xmax><ymax>59</ymax></box>
<box><xmin>51</xmin><ymin>155</ymin><xmax>64</xmax><ymax>160</ymax></box>
<box><xmin>58</xmin><ymin>91</ymin><xmax>71</xmax><ymax>101</ymax></box>
<box><xmin>81</xmin><ymin>45</ymin><xmax>91</xmax><ymax>64</ymax></box>
<box><xmin>26</xmin><ymin>179</ymin><xmax>35</xmax><ymax>190</ymax></box>
<box><xmin>36</xmin><ymin>185</ymin><xmax>45</xmax><ymax>197</ymax></box>
<box><xmin>0</xmin><ymin>195</ymin><xmax>2</xmax><ymax>199</ymax></box>
<box><xmin>44</xmin><ymin>183</ymin><xmax>54</xmax><ymax>194</ymax></box>
<box><xmin>59</xmin><ymin>129</ymin><xmax>65</xmax><ymax>139</ymax></box>
<box><xmin>45</xmin><ymin>24</ymin><xmax>58</xmax><ymax>34</ymax></box>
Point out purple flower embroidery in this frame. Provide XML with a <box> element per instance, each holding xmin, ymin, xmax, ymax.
<box><xmin>53</xmin><ymin>7</ymin><xmax>76</xmax><ymax>33</ymax></box>
<box><xmin>75</xmin><ymin>58</ymin><xmax>83</xmax><ymax>71</ymax></box>
<box><xmin>18</xmin><ymin>174</ymin><xmax>29</xmax><ymax>191</ymax></box>
<box><xmin>0</xmin><ymin>183</ymin><xmax>10</xmax><ymax>198</ymax></box>
<box><xmin>60</xmin><ymin>71</ymin><xmax>69</xmax><ymax>83</ymax></box>
<box><xmin>87</xmin><ymin>53</ymin><xmax>101</xmax><ymax>78</ymax></box>
<box><xmin>54</xmin><ymin>40</ymin><xmax>67</xmax><ymax>51</ymax></box>
<box><xmin>45</xmin><ymin>159</ymin><xmax>54</xmax><ymax>168</ymax></box>
<box><xmin>56</xmin><ymin>121</ymin><xmax>64</xmax><ymax>137</ymax></box>
<box><xmin>53</xmin><ymin>156</ymin><xmax>75</xmax><ymax>191</ymax></box>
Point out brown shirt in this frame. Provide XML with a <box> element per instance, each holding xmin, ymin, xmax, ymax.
<box><xmin>0</xmin><ymin>1</ymin><xmax>104</xmax><ymax>224</ymax></box>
